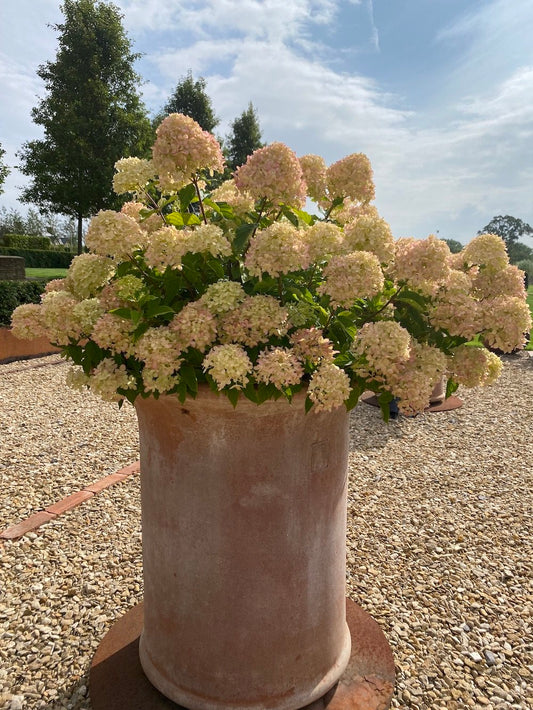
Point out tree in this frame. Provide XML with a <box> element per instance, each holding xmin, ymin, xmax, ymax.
<box><xmin>0</xmin><ymin>143</ymin><xmax>9</xmax><ymax>195</ymax></box>
<box><xmin>442</xmin><ymin>238</ymin><xmax>463</xmax><ymax>254</ymax></box>
<box><xmin>478</xmin><ymin>215</ymin><xmax>533</xmax><ymax>263</ymax></box>
<box><xmin>17</xmin><ymin>0</ymin><xmax>152</xmax><ymax>253</ymax></box>
<box><xmin>156</xmin><ymin>71</ymin><xmax>219</xmax><ymax>133</ymax></box>
<box><xmin>225</xmin><ymin>103</ymin><xmax>264</xmax><ymax>172</ymax></box>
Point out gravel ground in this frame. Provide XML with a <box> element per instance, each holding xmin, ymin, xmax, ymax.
<box><xmin>0</xmin><ymin>353</ymin><xmax>532</xmax><ymax>710</ymax></box>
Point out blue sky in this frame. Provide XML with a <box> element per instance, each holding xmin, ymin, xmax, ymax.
<box><xmin>1</xmin><ymin>0</ymin><xmax>532</xmax><ymax>246</ymax></box>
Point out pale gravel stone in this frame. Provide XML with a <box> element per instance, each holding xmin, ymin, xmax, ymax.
<box><xmin>0</xmin><ymin>352</ymin><xmax>532</xmax><ymax>709</ymax></box>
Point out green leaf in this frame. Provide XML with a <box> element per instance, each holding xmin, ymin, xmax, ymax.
<box><xmin>182</xmin><ymin>212</ymin><xmax>202</xmax><ymax>226</ymax></box>
<box><xmin>226</xmin><ymin>388</ymin><xmax>240</xmax><ymax>407</ymax></box>
<box><xmin>165</xmin><ymin>212</ymin><xmax>185</xmax><ymax>227</ymax></box>
<box><xmin>110</xmin><ymin>307</ymin><xmax>135</xmax><ymax>320</ymax></box>
<box><xmin>292</xmin><ymin>208</ymin><xmax>315</xmax><ymax>226</ymax></box>
<box><xmin>145</xmin><ymin>303</ymin><xmax>175</xmax><ymax>319</ymax></box>
<box><xmin>305</xmin><ymin>396</ymin><xmax>314</xmax><ymax>413</ymax></box>
<box><xmin>281</xmin><ymin>205</ymin><xmax>299</xmax><ymax>227</ymax></box>
<box><xmin>180</xmin><ymin>364</ymin><xmax>198</xmax><ymax>394</ymax></box>
<box><xmin>179</xmin><ymin>183</ymin><xmax>197</xmax><ymax>211</ymax></box>
<box><xmin>233</xmin><ymin>223</ymin><xmax>256</xmax><ymax>253</ymax></box>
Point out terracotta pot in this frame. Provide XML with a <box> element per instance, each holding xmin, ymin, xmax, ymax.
<box><xmin>135</xmin><ymin>387</ymin><xmax>351</xmax><ymax>710</ymax></box>
<box><xmin>429</xmin><ymin>378</ymin><xmax>446</xmax><ymax>404</ymax></box>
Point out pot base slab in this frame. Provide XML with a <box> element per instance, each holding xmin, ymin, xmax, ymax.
<box><xmin>90</xmin><ymin>599</ymin><xmax>395</xmax><ymax>710</ymax></box>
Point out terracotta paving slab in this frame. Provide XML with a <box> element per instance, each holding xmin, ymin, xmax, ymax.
<box><xmin>0</xmin><ymin>460</ymin><xmax>140</xmax><ymax>542</ymax></box>
<box><xmin>45</xmin><ymin>490</ymin><xmax>95</xmax><ymax>515</ymax></box>
<box><xmin>0</xmin><ymin>511</ymin><xmax>57</xmax><ymax>540</ymax></box>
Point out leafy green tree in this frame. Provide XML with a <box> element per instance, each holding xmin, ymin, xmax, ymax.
<box><xmin>17</xmin><ymin>0</ymin><xmax>152</xmax><ymax>253</ymax></box>
<box><xmin>442</xmin><ymin>238</ymin><xmax>463</xmax><ymax>254</ymax></box>
<box><xmin>156</xmin><ymin>71</ymin><xmax>219</xmax><ymax>133</ymax></box>
<box><xmin>225</xmin><ymin>103</ymin><xmax>264</xmax><ymax>171</ymax></box>
<box><xmin>479</xmin><ymin>215</ymin><xmax>533</xmax><ymax>264</ymax></box>
<box><xmin>0</xmin><ymin>143</ymin><xmax>9</xmax><ymax>195</ymax></box>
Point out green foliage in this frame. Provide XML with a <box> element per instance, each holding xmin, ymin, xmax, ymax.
<box><xmin>0</xmin><ymin>142</ymin><xmax>9</xmax><ymax>195</ymax></box>
<box><xmin>0</xmin><ymin>280</ymin><xmax>47</xmax><ymax>327</ymax></box>
<box><xmin>225</xmin><ymin>103</ymin><xmax>264</xmax><ymax>171</ymax></box>
<box><xmin>1</xmin><ymin>234</ymin><xmax>51</xmax><ymax>250</ymax></box>
<box><xmin>156</xmin><ymin>71</ymin><xmax>219</xmax><ymax>133</ymax></box>
<box><xmin>443</xmin><ymin>238</ymin><xmax>463</xmax><ymax>254</ymax></box>
<box><xmin>517</xmin><ymin>260</ymin><xmax>533</xmax><ymax>280</ymax></box>
<box><xmin>508</xmin><ymin>241</ymin><xmax>533</xmax><ymax>265</ymax></box>
<box><xmin>16</xmin><ymin>0</ymin><xmax>152</xmax><ymax>253</ymax></box>
<box><xmin>0</xmin><ymin>247</ymin><xmax>75</xmax><ymax>268</ymax></box>
<box><xmin>0</xmin><ymin>207</ymin><xmax>78</xmax><ymax>247</ymax></box>
<box><xmin>479</xmin><ymin>215</ymin><xmax>533</xmax><ymax>262</ymax></box>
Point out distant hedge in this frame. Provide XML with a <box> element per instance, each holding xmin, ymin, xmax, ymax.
<box><xmin>0</xmin><ymin>247</ymin><xmax>75</xmax><ymax>268</ymax></box>
<box><xmin>1</xmin><ymin>233</ymin><xmax>51</xmax><ymax>250</ymax></box>
<box><xmin>0</xmin><ymin>279</ymin><xmax>47</xmax><ymax>327</ymax></box>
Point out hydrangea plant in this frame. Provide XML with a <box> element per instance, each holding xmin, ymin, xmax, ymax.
<box><xmin>11</xmin><ymin>113</ymin><xmax>532</xmax><ymax>418</ymax></box>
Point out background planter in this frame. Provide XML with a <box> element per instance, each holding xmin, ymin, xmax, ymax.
<box><xmin>0</xmin><ymin>327</ymin><xmax>60</xmax><ymax>363</ymax></box>
<box><xmin>135</xmin><ymin>388</ymin><xmax>351</xmax><ymax>710</ymax></box>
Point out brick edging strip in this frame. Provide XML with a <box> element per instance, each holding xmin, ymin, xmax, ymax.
<box><xmin>0</xmin><ymin>461</ymin><xmax>140</xmax><ymax>542</ymax></box>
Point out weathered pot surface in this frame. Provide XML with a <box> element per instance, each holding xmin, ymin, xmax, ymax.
<box><xmin>135</xmin><ymin>386</ymin><xmax>351</xmax><ymax>710</ymax></box>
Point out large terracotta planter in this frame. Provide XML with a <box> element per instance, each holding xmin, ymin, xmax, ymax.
<box><xmin>135</xmin><ymin>387</ymin><xmax>351</xmax><ymax>710</ymax></box>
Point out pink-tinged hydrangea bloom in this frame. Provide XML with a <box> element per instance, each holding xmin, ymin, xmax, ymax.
<box><xmin>290</xmin><ymin>328</ymin><xmax>337</xmax><ymax>365</ymax></box>
<box><xmin>448</xmin><ymin>345</ymin><xmax>503</xmax><ymax>388</ymax></box>
<box><xmin>44</xmin><ymin>279</ymin><xmax>66</xmax><ymax>293</ymax></box>
<box><xmin>89</xmin><ymin>359</ymin><xmax>135</xmax><ymax>402</ymax></box>
<box><xmin>142</xmin><ymin>369</ymin><xmax>181</xmax><ymax>394</ymax></box>
<box><xmin>299</xmin><ymin>154</ymin><xmax>327</xmax><ymax>203</ymax></box>
<box><xmin>429</xmin><ymin>272</ymin><xmax>482</xmax><ymax>339</ymax></box>
<box><xmin>91</xmin><ymin>314</ymin><xmax>136</xmax><ymax>356</ymax></box>
<box><xmin>234</xmin><ymin>142</ymin><xmax>306</xmax><ymax>208</ymax></box>
<box><xmin>134</xmin><ymin>327</ymin><xmax>183</xmax><ymax>377</ymax></box>
<box><xmin>144</xmin><ymin>225</ymin><xmax>188</xmax><ymax>270</ymax></box>
<box><xmin>113</xmin><ymin>157</ymin><xmax>155</xmax><ymax>194</ymax></box>
<box><xmin>245</xmin><ymin>222</ymin><xmax>310</xmax><ymax>277</ymax></box>
<box><xmin>308</xmin><ymin>363</ymin><xmax>351</xmax><ymax>411</ymax></box>
<box><xmin>461</xmin><ymin>233</ymin><xmax>509</xmax><ymax>271</ymax></box>
<box><xmin>326</xmin><ymin>153</ymin><xmax>375</xmax><ymax>203</ymax></box>
<box><xmin>304</xmin><ymin>222</ymin><xmax>344</xmax><ymax>262</ymax></box>
<box><xmin>198</xmin><ymin>280</ymin><xmax>246</xmax><ymax>315</ymax></box>
<box><xmin>344</xmin><ymin>214</ymin><xmax>395</xmax><ymax>265</ymax></box>
<box><xmin>152</xmin><ymin>113</ymin><xmax>224</xmax><ymax>191</ymax></box>
<box><xmin>40</xmin><ymin>291</ymin><xmax>80</xmax><ymax>344</ymax></box>
<box><xmin>210</xmin><ymin>179</ymin><xmax>254</xmax><ymax>217</ymax></box>
<box><xmin>65</xmin><ymin>366</ymin><xmax>90</xmax><ymax>392</ymax></box>
<box><xmin>85</xmin><ymin>210</ymin><xmax>146</xmax><ymax>259</ymax></box>
<box><xmin>391</xmin><ymin>235</ymin><xmax>451</xmax><ymax>294</ymax></box>
<box><xmin>121</xmin><ymin>201</ymin><xmax>164</xmax><ymax>233</ymax></box>
<box><xmin>64</xmin><ymin>253</ymin><xmax>115</xmax><ymax>300</ymax></box>
<box><xmin>254</xmin><ymin>347</ymin><xmax>304</xmax><ymax>389</ymax></box>
<box><xmin>10</xmin><ymin>303</ymin><xmax>47</xmax><ymax>340</ymax></box>
<box><xmin>114</xmin><ymin>275</ymin><xmax>144</xmax><ymax>301</ymax></box>
<box><xmin>387</xmin><ymin>342</ymin><xmax>447</xmax><ymax>415</ymax></box>
<box><xmin>169</xmin><ymin>303</ymin><xmax>217</xmax><ymax>352</ymax></box>
<box><xmin>481</xmin><ymin>296</ymin><xmax>532</xmax><ymax>352</ymax></box>
<box><xmin>186</xmin><ymin>224</ymin><xmax>232</xmax><ymax>258</ymax></box>
<box><xmin>351</xmin><ymin>321</ymin><xmax>411</xmax><ymax>382</ymax></box>
<box><xmin>203</xmin><ymin>344</ymin><xmax>252</xmax><ymax>390</ymax></box>
<box><xmin>472</xmin><ymin>264</ymin><xmax>526</xmax><ymax>299</ymax></box>
<box><xmin>71</xmin><ymin>299</ymin><xmax>104</xmax><ymax>336</ymax></box>
<box><xmin>319</xmin><ymin>251</ymin><xmax>384</xmax><ymax>308</ymax></box>
<box><xmin>98</xmin><ymin>282</ymin><xmax>127</xmax><ymax>311</ymax></box>
<box><xmin>220</xmin><ymin>295</ymin><xmax>289</xmax><ymax>347</ymax></box>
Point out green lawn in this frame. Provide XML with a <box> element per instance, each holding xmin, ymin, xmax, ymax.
<box><xmin>25</xmin><ymin>267</ymin><xmax>68</xmax><ymax>279</ymax></box>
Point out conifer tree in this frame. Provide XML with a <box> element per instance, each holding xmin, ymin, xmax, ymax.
<box><xmin>17</xmin><ymin>0</ymin><xmax>152</xmax><ymax>253</ymax></box>
<box><xmin>226</xmin><ymin>103</ymin><xmax>264</xmax><ymax>171</ymax></box>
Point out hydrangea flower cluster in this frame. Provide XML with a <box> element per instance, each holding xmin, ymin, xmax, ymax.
<box><xmin>11</xmin><ymin>113</ymin><xmax>531</xmax><ymax>417</ymax></box>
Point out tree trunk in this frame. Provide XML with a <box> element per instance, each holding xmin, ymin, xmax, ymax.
<box><xmin>77</xmin><ymin>212</ymin><xmax>83</xmax><ymax>254</ymax></box>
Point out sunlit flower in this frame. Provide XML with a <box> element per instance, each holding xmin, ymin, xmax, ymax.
<box><xmin>203</xmin><ymin>344</ymin><xmax>252</xmax><ymax>389</ymax></box>
<box><xmin>245</xmin><ymin>222</ymin><xmax>309</xmax><ymax>276</ymax></box>
<box><xmin>326</xmin><ymin>153</ymin><xmax>375</xmax><ymax>203</ymax></box>
<box><xmin>254</xmin><ymin>347</ymin><xmax>304</xmax><ymax>389</ymax></box>
<box><xmin>319</xmin><ymin>251</ymin><xmax>384</xmax><ymax>307</ymax></box>
<box><xmin>235</xmin><ymin>142</ymin><xmax>306</xmax><ymax>208</ymax></box>
<box><xmin>308</xmin><ymin>363</ymin><xmax>351</xmax><ymax>411</ymax></box>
